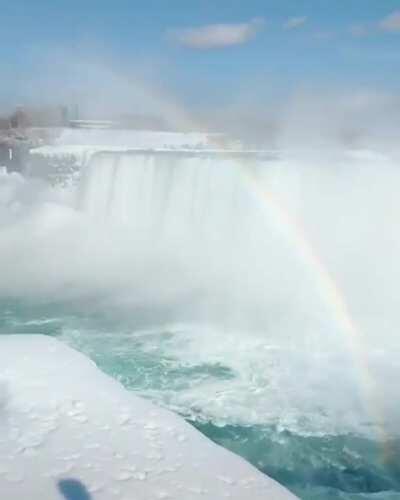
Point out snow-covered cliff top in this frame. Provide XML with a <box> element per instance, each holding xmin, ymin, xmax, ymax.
<box><xmin>0</xmin><ymin>335</ymin><xmax>296</xmax><ymax>500</ymax></box>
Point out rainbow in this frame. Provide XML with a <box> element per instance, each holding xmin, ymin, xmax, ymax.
<box><xmin>238</xmin><ymin>165</ymin><xmax>391</xmax><ymax>460</ymax></box>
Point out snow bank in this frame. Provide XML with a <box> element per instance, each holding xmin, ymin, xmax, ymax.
<box><xmin>27</xmin><ymin>128</ymin><xmax>239</xmax><ymax>183</ymax></box>
<box><xmin>0</xmin><ymin>335</ymin><xmax>296</xmax><ymax>500</ymax></box>
<box><xmin>54</xmin><ymin>128</ymin><xmax>221</xmax><ymax>149</ymax></box>
<box><xmin>30</xmin><ymin>129</ymin><xmax>227</xmax><ymax>160</ymax></box>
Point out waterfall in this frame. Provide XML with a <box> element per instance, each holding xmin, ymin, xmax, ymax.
<box><xmin>78</xmin><ymin>152</ymin><xmax>267</xmax><ymax>249</ymax></box>
<box><xmin>76</xmin><ymin>151</ymin><xmax>338</xmax><ymax>343</ymax></box>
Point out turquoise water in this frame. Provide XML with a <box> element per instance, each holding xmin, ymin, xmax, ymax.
<box><xmin>2</xmin><ymin>298</ymin><xmax>399</xmax><ymax>500</ymax></box>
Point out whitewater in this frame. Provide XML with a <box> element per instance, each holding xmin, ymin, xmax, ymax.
<box><xmin>1</xmin><ymin>145</ymin><xmax>400</xmax><ymax>499</ymax></box>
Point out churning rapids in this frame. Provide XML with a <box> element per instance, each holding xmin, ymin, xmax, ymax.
<box><xmin>1</xmin><ymin>150</ymin><xmax>400</xmax><ymax>499</ymax></box>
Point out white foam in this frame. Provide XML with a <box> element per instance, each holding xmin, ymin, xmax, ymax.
<box><xmin>0</xmin><ymin>335</ymin><xmax>296</xmax><ymax>500</ymax></box>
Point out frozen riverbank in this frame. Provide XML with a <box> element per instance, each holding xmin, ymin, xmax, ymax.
<box><xmin>0</xmin><ymin>335</ymin><xmax>296</xmax><ymax>500</ymax></box>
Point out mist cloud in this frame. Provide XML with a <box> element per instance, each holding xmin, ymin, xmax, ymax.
<box><xmin>171</xmin><ymin>18</ymin><xmax>264</xmax><ymax>50</ymax></box>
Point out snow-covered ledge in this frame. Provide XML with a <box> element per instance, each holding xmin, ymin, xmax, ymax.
<box><xmin>0</xmin><ymin>335</ymin><xmax>296</xmax><ymax>500</ymax></box>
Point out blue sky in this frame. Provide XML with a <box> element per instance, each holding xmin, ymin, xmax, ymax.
<box><xmin>0</xmin><ymin>0</ymin><xmax>399</xmax><ymax>110</ymax></box>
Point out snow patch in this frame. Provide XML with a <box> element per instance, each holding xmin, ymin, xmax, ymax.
<box><xmin>0</xmin><ymin>335</ymin><xmax>296</xmax><ymax>500</ymax></box>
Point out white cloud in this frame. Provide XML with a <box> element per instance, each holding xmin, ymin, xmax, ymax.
<box><xmin>379</xmin><ymin>10</ymin><xmax>400</xmax><ymax>32</ymax></box>
<box><xmin>171</xmin><ymin>18</ymin><xmax>264</xmax><ymax>50</ymax></box>
<box><xmin>349</xmin><ymin>23</ymin><xmax>369</xmax><ymax>37</ymax></box>
<box><xmin>284</xmin><ymin>16</ymin><xmax>307</xmax><ymax>30</ymax></box>
<box><xmin>313</xmin><ymin>30</ymin><xmax>334</xmax><ymax>41</ymax></box>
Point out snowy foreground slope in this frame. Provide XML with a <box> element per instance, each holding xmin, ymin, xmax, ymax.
<box><xmin>0</xmin><ymin>335</ymin><xmax>296</xmax><ymax>500</ymax></box>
